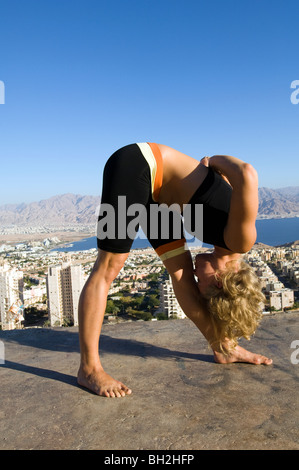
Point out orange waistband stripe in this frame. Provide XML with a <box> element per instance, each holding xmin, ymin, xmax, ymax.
<box><xmin>147</xmin><ymin>142</ymin><xmax>163</xmax><ymax>202</ymax></box>
<box><xmin>155</xmin><ymin>239</ymin><xmax>187</xmax><ymax>261</ymax></box>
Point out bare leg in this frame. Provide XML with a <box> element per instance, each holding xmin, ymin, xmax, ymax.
<box><xmin>77</xmin><ymin>249</ymin><xmax>132</xmax><ymax>397</ymax></box>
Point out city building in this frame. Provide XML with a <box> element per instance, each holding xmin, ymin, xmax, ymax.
<box><xmin>159</xmin><ymin>276</ymin><xmax>185</xmax><ymax>319</ymax></box>
<box><xmin>23</xmin><ymin>285</ymin><xmax>47</xmax><ymax>306</ymax></box>
<box><xmin>46</xmin><ymin>263</ymin><xmax>86</xmax><ymax>326</ymax></box>
<box><xmin>0</xmin><ymin>264</ymin><xmax>24</xmax><ymax>330</ymax></box>
<box><xmin>269</xmin><ymin>289</ymin><xmax>294</xmax><ymax>311</ymax></box>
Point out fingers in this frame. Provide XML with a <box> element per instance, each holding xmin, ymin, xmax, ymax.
<box><xmin>200</xmin><ymin>156</ymin><xmax>232</xmax><ymax>186</ymax></box>
<box><xmin>200</xmin><ymin>156</ymin><xmax>210</xmax><ymax>167</ymax></box>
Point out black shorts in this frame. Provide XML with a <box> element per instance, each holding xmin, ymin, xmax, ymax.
<box><xmin>97</xmin><ymin>143</ymin><xmax>187</xmax><ymax>261</ymax></box>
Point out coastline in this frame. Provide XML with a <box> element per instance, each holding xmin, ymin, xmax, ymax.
<box><xmin>0</xmin><ymin>216</ymin><xmax>298</xmax><ymax>249</ymax></box>
<box><xmin>0</xmin><ymin>231</ymin><xmax>93</xmax><ymax>245</ymax></box>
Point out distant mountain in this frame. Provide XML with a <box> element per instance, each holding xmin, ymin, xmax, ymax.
<box><xmin>0</xmin><ymin>194</ymin><xmax>101</xmax><ymax>226</ymax></box>
<box><xmin>258</xmin><ymin>186</ymin><xmax>299</xmax><ymax>218</ymax></box>
<box><xmin>0</xmin><ymin>187</ymin><xmax>298</xmax><ymax>226</ymax></box>
<box><xmin>276</xmin><ymin>187</ymin><xmax>299</xmax><ymax>202</ymax></box>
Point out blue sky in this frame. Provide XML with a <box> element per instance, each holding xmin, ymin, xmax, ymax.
<box><xmin>0</xmin><ymin>0</ymin><xmax>298</xmax><ymax>205</ymax></box>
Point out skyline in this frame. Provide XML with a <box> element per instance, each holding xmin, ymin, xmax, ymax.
<box><xmin>0</xmin><ymin>0</ymin><xmax>299</xmax><ymax>205</ymax></box>
<box><xmin>0</xmin><ymin>182</ymin><xmax>299</xmax><ymax>209</ymax></box>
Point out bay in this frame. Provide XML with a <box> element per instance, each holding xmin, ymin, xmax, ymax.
<box><xmin>54</xmin><ymin>217</ymin><xmax>299</xmax><ymax>253</ymax></box>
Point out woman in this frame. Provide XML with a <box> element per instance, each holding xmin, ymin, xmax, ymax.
<box><xmin>77</xmin><ymin>143</ymin><xmax>272</xmax><ymax>398</ymax></box>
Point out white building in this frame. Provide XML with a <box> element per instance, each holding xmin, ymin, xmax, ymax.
<box><xmin>160</xmin><ymin>276</ymin><xmax>185</xmax><ymax>319</ymax></box>
<box><xmin>265</xmin><ymin>281</ymin><xmax>284</xmax><ymax>293</ymax></box>
<box><xmin>23</xmin><ymin>285</ymin><xmax>47</xmax><ymax>306</ymax></box>
<box><xmin>46</xmin><ymin>263</ymin><xmax>86</xmax><ymax>327</ymax></box>
<box><xmin>0</xmin><ymin>265</ymin><xmax>24</xmax><ymax>330</ymax></box>
<box><xmin>269</xmin><ymin>289</ymin><xmax>294</xmax><ymax>311</ymax></box>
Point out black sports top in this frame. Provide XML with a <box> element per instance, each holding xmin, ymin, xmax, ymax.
<box><xmin>187</xmin><ymin>167</ymin><xmax>232</xmax><ymax>250</ymax></box>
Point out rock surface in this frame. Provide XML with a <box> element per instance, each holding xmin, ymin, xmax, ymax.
<box><xmin>0</xmin><ymin>312</ymin><xmax>298</xmax><ymax>450</ymax></box>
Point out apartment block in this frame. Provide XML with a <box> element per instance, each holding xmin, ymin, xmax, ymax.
<box><xmin>269</xmin><ymin>289</ymin><xmax>294</xmax><ymax>311</ymax></box>
<box><xmin>160</xmin><ymin>277</ymin><xmax>185</xmax><ymax>319</ymax></box>
<box><xmin>0</xmin><ymin>264</ymin><xmax>24</xmax><ymax>330</ymax></box>
<box><xmin>46</xmin><ymin>263</ymin><xmax>86</xmax><ymax>326</ymax></box>
<box><xmin>265</xmin><ymin>281</ymin><xmax>284</xmax><ymax>292</ymax></box>
<box><xmin>23</xmin><ymin>285</ymin><xmax>47</xmax><ymax>306</ymax></box>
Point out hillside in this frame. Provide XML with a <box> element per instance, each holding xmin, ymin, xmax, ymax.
<box><xmin>258</xmin><ymin>186</ymin><xmax>299</xmax><ymax>218</ymax></box>
<box><xmin>0</xmin><ymin>186</ymin><xmax>298</xmax><ymax>226</ymax></box>
<box><xmin>0</xmin><ymin>194</ymin><xmax>101</xmax><ymax>226</ymax></box>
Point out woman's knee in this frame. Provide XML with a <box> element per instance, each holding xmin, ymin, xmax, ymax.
<box><xmin>92</xmin><ymin>250</ymin><xmax>129</xmax><ymax>284</ymax></box>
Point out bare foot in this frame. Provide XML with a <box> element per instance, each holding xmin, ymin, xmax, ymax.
<box><xmin>214</xmin><ymin>345</ymin><xmax>273</xmax><ymax>365</ymax></box>
<box><xmin>77</xmin><ymin>365</ymin><xmax>132</xmax><ymax>398</ymax></box>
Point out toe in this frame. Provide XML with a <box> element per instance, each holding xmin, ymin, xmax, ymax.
<box><xmin>264</xmin><ymin>357</ymin><xmax>273</xmax><ymax>365</ymax></box>
<box><xmin>119</xmin><ymin>382</ymin><xmax>132</xmax><ymax>395</ymax></box>
<box><xmin>256</xmin><ymin>355</ymin><xmax>272</xmax><ymax>365</ymax></box>
<box><xmin>123</xmin><ymin>384</ymin><xmax>132</xmax><ymax>394</ymax></box>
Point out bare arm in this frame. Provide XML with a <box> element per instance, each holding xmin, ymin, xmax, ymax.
<box><xmin>208</xmin><ymin>154</ymin><xmax>252</xmax><ymax>187</ymax></box>
<box><xmin>162</xmin><ymin>250</ymin><xmax>273</xmax><ymax>365</ymax></box>
<box><xmin>162</xmin><ymin>251</ymin><xmax>219</xmax><ymax>348</ymax></box>
<box><xmin>204</xmin><ymin>155</ymin><xmax>259</xmax><ymax>253</ymax></box>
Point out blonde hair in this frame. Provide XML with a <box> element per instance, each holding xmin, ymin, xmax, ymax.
<box><xmin>204</xmin><ymin>260</ymin><xmax>265</xmax><ymax>354</ymax></box>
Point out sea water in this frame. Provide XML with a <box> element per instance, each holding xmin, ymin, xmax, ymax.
<box><xmin>54</xmin><ymin>217</ymin><xmax>299</xmax><ymax>252</ymax></box>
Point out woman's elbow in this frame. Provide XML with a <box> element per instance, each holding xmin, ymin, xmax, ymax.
<box><xmin>242</xmin><ymin>163</ymin><xmax>258</xmax><ymax>185</ymax></box>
